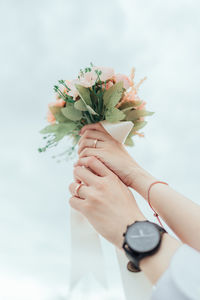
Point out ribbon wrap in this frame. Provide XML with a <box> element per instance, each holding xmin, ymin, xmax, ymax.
<box><xmin>69</xmin><ymin>121</ymin><xmax>152</xmax><ymax>299</ymax></box>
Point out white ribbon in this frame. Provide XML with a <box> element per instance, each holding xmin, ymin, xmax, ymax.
<box><xmin>70</xmin><ymin>210</ymin><xmax>107</xmax><ymax>292</ymax></box>
<box><xmin>69</xmin><ymin>121</ymin><xmax>152</xmax><ymax>299</ymax></box>
<box><xmin>100</xmin><ymin>120</ymin><xmax>133</xmax><ymax>143</ymax></box>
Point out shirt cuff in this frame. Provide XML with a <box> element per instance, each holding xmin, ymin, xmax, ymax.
<box><xmin>151</xmin><ymin>244</ymin><xmax>200</xmax><ymax>300</ymax></box>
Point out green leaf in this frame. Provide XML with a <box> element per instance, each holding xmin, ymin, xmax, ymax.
<box><xmin>74</xmin><ymin>99</ymin><xmax>98</xmax><ymax>115</ymax></box>
<box><xmin>86</xmin><ymin>105</ymin><xmax>99</xmax><ymax>115</ymax></box>
<box><xmin>120</xmin><ymin>101</ymin><xmax>143</xmax><ymax>112</ymax></box>
<box><xmin>124</xmin><ymin>136</ymin><xmax>134</xmax><ymax>146</ymax></box>
<box><xmin>61</xmin><ymin>104</ymin><xmax>82</xmax><ymax>121</ymax></box>
<box><xmin>103</xmin><ymin>82</ymin><xmax>124</xmax><ymax>109</ymax></box>
<box><xmin>105</xmin><ymin>107</ymin><xmax>125</xmax><ymax>122</ymax></box>
<box><xmin>90</xmin><ymin>90</ymin><xmax>99</xmax><ymax>110</ymax></box>
<box><xmin>74</xmin><ymin>99</ymin><xmax>87</xmax><ymax>111</ymax></box>
<box><xmin>124</xmin><ymin>131</ymin><xmax>135</xmax><ymax>146</ymax></box>
<box><xmin>49</xmin><ymin>106</ymin><xmax>70</xmax><ymax>123</ymax></box>
<box><xmin>75</xmin><ymin>85</ymin><xmax>99</xmax><ymax>115</ymax></box>
<box><xmin>132</xmin><ymin>120</ymin><xmax>147</xmax><ymax>131</ymax></box>
<box><xmin>40</xmin><ymin>124</ymin><xmax>60</xmax><ymax>134</ymax></box>
<box><xmin>75</xmin><ymin>84</ymin><xmax>92</xmax><ymax>106</ymax></box>
<box><xmin>125</xmin><ymin>109</ymin><xmax>154</xmax><ymax>121</ymax></box>
<box><xmin>53</xmin><ymin>123</ymin><xmax>77</xmax><ymax>142</ymax></box>
<box><xmin>40</xmin><ymin>122</ymin><xmax>76</xmax><ymax>141</ymax></box>
<box><xmin>119</xmin><ymin>102</ymin><xmax>135</xmax><ymax>112</ymax></box>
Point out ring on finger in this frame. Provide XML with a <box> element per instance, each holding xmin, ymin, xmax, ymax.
<box><xmin>74</xmin><ymin>183</ymin><xmax>84</xmax><ymax>198</ymax></box>
<box><xmin>93</xmin><ymin>139</ymin><xmax>98</xmax><ymax>148</ymax></box>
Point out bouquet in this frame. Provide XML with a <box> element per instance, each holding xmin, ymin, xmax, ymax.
<box><xmin>39</xmin><ymin>63</ymin><xmax>153</xmax><ymax>158</ymax></box>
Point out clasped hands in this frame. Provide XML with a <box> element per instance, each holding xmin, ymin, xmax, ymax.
<box><xmin>69</xmin><ymin>123</ymin><xmax>149</xmax><ymax>248</ymax></box>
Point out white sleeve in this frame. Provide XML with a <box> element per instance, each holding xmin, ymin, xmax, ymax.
<box><xmin>151</xmin><ymin>244</ymin><xmax>200</xmax><ymax>300</ymax></box>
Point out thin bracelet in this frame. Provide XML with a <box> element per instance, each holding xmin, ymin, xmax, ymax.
<box><xmin>147</xmin><ymin>181</ymin><xmax>168</xmax><ymax>228</ymax></box>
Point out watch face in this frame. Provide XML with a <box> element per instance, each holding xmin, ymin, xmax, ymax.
<box><xmin>126</xmin><ymin>221</ymin><xmax>160</xmax><ymax>253</ymax></box>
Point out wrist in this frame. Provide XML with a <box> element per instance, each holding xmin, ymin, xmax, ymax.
<box><xmin>129</xmin><ymin>166</ymin><xmax>157</xmax><ymax>200</ymax></box>
<box><xmin>140</xmin><ymin>234</ymin><xmax>182</xmax><ymax>284</ymax></box>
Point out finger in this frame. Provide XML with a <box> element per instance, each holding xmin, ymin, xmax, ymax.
<box><xmin>73</xmin><ymin>165</ymin><xmax>100</xmax><ymax>186</ymax></box>
<box><xmin>79</xmin><ymin>130</ymin><xmax>110</xmax><ymax>146</ymax></box>
<box><xmin>79</xmin><ymin>147</ymin><xmax>100</xmax><ymax>159</ymax></box>
<box><xmin>69</xmin><ymin>182</ymin><xmax>89</xmax><ymax>199</ymax></box>
<box><xmin>78</xmin><ymin>139</ymin><xmax>103</xmax><ymax>154</ymax></box>
<box><xmin>69</xmin><ymin>196</ymin><xmax>86</xmax><ymax>213</ymax></box>
<box><xmin>75</xmin><ymin>156</ymin><xmax>113</xmax><ymax>177</ymax></box>
<box><xmin>80</xmin><ymin>122</ymin><xmax>106</xmax><ymax>135</ymax></box>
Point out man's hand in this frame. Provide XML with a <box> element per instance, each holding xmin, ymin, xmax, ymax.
<box><xmin>69</xmin><ymin>156</ymin><xmax>145</xmax><ymax>248</ymax></box>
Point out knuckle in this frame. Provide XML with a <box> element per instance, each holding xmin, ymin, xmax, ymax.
<box><xmin>83</xmin><ymin>129</ymin><xmax>91</xmax><ymax>138</ymax></box>
<box><xmin>78</xmin><ymin>140</ymin><xmax>85</xmax><ymax>150</ymax></box>
<box><xmin>87</xmin><ymin>156</ymin><xmax>96</xmax><ymax>165</ymax></box>
<box><xmin>81</xmin><ymin>148</ymin><xmax>89</xmax><ymax>157</ymax></box>
<box><xmin>82</xmin><ymin>140</ymin><xmax>87</xmax><ymax>147</ymax></box>
<box><xmin>73</xmin><ymin>166</ymin><xmax>81</xmax><ymax>177</ymax></box>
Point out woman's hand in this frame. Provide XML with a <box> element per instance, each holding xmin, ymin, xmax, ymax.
<box><xmin>69</xmin><ymin>156</ymin><xmax>145</xmax><ymax>249</ymax></box>
<box><xmin>78</xmin><ymin>123</ymin><xmax>156</xmax><ymax>199</ymax></box>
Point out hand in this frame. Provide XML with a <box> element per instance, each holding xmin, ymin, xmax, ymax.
<box><xmin>78</xmin><ymin>123</ymin><xmax>156</xmax><ymax>199</ymax></box>
<box><xmin>78</xmin><ymin>123</ymin><xmax>140</xmax><ymax>186</ymax></box>
<box><xmin>69</xmin><ymin>156</ymin><xmax>146</xmax><ymax>248</ymax></box>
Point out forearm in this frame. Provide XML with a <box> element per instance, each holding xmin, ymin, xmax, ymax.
<box><xmin>130</xmin><ymin>167</ymin><xmax>200</xmax><ymax>251</ymax></box>
<box><xmin>140</xmin><ymin>233</ymin><xmax>181</xmax><ymax>284</ymax></box>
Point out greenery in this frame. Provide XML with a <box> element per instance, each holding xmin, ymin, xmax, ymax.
<box><xmin>39</xmin><ymin>65</ymin><xmax>154</xmax><ymax>158</ymax></box>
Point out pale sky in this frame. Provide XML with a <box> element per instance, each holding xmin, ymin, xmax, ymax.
<box><xmin>0</xmin><ymin>0</ymin><xmax>200</xmax><ymax>299</ymax></box>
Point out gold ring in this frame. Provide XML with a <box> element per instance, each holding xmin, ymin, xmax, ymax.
<box><xmin>75</xmin><ymin>183</ymin><xmax>84</xmax><ymax>198</ymax></box>
<box><xmin>93</xmin><ymin>139</ymin><xmax>98</xmax><ymax>148</ymax></box>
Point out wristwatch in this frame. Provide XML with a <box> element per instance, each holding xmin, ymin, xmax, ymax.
<box><xmin>123</xmin><ymin>220</ymin><xmax>166</xmax><ymax>272</ymax></box>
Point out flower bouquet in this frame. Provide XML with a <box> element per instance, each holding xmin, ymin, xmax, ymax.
<box><xmin>39</xmin><ymin>63</ymin><xmax>153</xmax><ymax>157</ymax></box>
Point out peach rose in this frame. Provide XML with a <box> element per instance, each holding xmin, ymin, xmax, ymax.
<box><xmin>47</xmin><ymin>99</ymin><xmax>66</xmax><ymax>124</ymax></box>
<box><xmin>48</xmin><ymin>99</ymin><xmax>66</xmax><ymax>108</ymax></box>
<box><xmin>114</xmin><ymin>74</ymin><xmax>132</xmax><ymax>90</ymax></box>
<box><xmin>47</xmin><ymin>110</ymin><xmax>56</xmax><ymax>124</ymax></box>
<box><xmin>102</xmin><ymin>80</ymin><xmax>114</xmax><ymax>90</ymax></box>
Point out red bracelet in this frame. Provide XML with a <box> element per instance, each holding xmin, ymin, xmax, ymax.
<box><xmin>147</xmin><ymin>181</ymin><xmax>168</xmax><ymax>228</ymax></box>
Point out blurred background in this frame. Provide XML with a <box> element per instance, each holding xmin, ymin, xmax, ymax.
<box><xmin>0</xmin><ymin>0</ymin><xmax>200</xmax><ymax>299</ymax></box>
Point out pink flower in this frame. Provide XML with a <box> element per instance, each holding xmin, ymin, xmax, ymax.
<box><xmin>76</xmin><ymin>66</ymin><xmax>115</xmax><ymax>88</ymax></box>
<box><xmin>114</xmin><ymin>74</ymin><xmax>132</xmax><ymax>89</ymax></box>
<box><xmin>92</xmin><ymin>66</ymin><xmax>115</xmax><ymax>82</ymax></box>
<box><xmin>76</xmin><ymin>72</ymin><xmax>97</xmax><ymax>88</ymax></box>
<box><xmin>65</xmin><ymin>80</ymin><xmax>79</xmax><ymax>99</ymax></box>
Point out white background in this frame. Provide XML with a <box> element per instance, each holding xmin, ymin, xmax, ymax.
<box><xmin>0</xmin><ymin>0</ymin><xmax>200</xmax><ymax>299</ymax></box>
